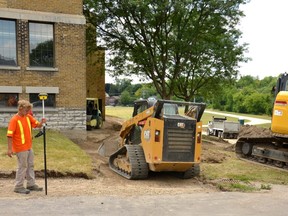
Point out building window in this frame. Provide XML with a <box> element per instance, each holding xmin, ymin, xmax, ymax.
<box><xmin>29</xmin><ymin>22</ymin><xmax>54</xmax><ymax>67</ymax></box>
<box><xmin>29</xmin><ymin>93</ymin><xmax>56</xmax><ymax>108</ymax></box>
<box><xmin>0</xmin><ymin>93</ymin><xmax>18</xmax><ymax>107</ymax></box>
<box><xmin>0</xmin><ymin>19</ymin><xmax>17</xmax><ymax>66</ymax></box>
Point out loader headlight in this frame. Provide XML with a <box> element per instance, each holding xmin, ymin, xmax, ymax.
<box><xmin>197</xmin><ymin>132</ymin><xmax>201</xmax><ymax>144</ymax></box>
<box><xmin>155</xmin><ymin>130</ymin><xmax>160</xmax><ymax>142</ymax></box>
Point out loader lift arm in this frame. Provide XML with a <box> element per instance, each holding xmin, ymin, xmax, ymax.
<box><xmin>119</xmin><ymin>105</ymin><xmax>154</xmax><ymax>145</ymax></box>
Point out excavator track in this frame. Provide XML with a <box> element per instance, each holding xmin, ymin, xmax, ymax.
<box><xmin>109</xmin><ymin>144</ymin><xmax>149</xmax><ymax>180</ymax></box>
<box><xmin>235</xmin><ymin>136</ymin><xmax>288</xmax><ymax>172</ymax></box>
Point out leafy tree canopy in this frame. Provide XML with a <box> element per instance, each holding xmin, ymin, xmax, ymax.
<box><xmin>84</xmin><ymin>0</ymin><xmax>250</xmax><ymax>99</ymax></box>
<box><xmin>106</xmin><ymin>74</ymin><xmax>278</xmax><ymax>116</ymax></box>
<box><xmin>211</xmin><ymin>75</ymin><xmax>277</xmax><ymax>115</ymax></box>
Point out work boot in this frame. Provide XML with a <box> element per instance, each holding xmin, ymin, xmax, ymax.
<box><xmin>14</xmin><ymin>187</ymin><xmax>30</xmax><ymax>194</ymax></box>
<box><xmin>27</xmin><ymin>184</ymin><xmax>43</xmax><ymax>191</ymax></box>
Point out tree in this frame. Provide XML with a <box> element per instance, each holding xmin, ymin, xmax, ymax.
<box><xmin>134</xmin><ymin>83</ymin><xmax>158</xmax><ymax>99</ymax></box>
<box><xmin>211</xmin><ymin>85</ymin><xmax>237</xmax><ymax>111</ymax></box>
<box><xmin>84</xmin><ymin>0</ymin><xmax>249</xmax><ymax>100</ymax></box>
<box><xmin>243</xmin><ymin>92</ymin><xmax>269</xmax><ymax>115</ymax></box>
<box><xmin>120</xmin><ymin>90</ymin><xmax>134</xmax><ymax>106</ymax></box>
<box><xmin>106</xmin><ymin>78</ymin><xmax>133</xmax><ymax>96</ymax></box>
<box><xmin>236</xmin><ymin>75</ymin><xmax>257</xmax><ymax>89</ymax></box>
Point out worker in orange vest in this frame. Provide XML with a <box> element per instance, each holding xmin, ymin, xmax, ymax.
<box><xmin>7</xmin><ymin>100</ymin><xmax>46</xmax><ymax>194</ymax></box>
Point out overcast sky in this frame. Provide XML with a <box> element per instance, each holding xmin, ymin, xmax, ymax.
<box><xmin>239</xmin><ymin>0</ymin><xmax>288</xmax><ymax>79</ymax></box>
<box><xmin>106</xmin><ymin>0</ymin><xmax>288</xmax><ymax>83</ymax></box>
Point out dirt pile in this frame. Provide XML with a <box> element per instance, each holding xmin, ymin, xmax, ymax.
<box><xmin>239</xmin><ymin>125</ymin><xmax>273</xmax><ymax>138</ymax></box>
<box><xmin>201</xmin><ymin>138</ymin><xmax>232</xmax><ymax>164</ymax></box>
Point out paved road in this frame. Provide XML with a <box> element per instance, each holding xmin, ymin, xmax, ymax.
<box><xmin>1</xmin><ymin>185</ymin><xmax>288</xmax><ymax>216</ymax></box>
<box><xmin>204</xmin><ymin>110</ymin><xmax>271</xmax><ymax>125</ymax></box>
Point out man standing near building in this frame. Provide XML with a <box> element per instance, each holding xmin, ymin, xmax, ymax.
<box><xmin>7</xmin><ymin>100</ymin><xmax>46</xmax><ymax>194</ymax></box>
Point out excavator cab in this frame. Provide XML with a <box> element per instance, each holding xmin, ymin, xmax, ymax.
<box><xmin>271</xmin><ymin>73</ymin><xmax>288</xmax><ymax>134</ymax></box>
<box><xmin>274</xmin><ymin>72</ymin><xmax>288</xmax><ymax>94</ymax></box>
<box><xmin>271</xmin><ymin>91</ymin><xmax>288</xmax><ymax>134</ymax></box>
<box><xmin>271</xmin><ymin>72</ymin><xmax>288</xmax><ymax>135</ymax></box>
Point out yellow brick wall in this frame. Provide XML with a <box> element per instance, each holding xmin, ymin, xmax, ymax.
<box><xmin>0</xmin><ymin>21</ymin><xmax>86</xmax><ymax>109</ymax></box>
<box><xmin>55</xmin><ymin>23</ymin><xmax>86</xmax><ymax>108</ymax></box>
<box><xmin>1</xmin><ymin>0</ymin><xmax>83</xmax><ymax>15</ymax></box>
<box><xmin>86</xmin><ymin>50</ymin><xmax>106</xmax><ymax>118</ymax></box>
<box><xmin>0</xmin><ymin>0</ymin><xmax>7</xmax><ymax>7</ymax></box>
<box><xmin>0</xmin><ymin>0</ymin><xmax>107</xmax><ymax>128</ymax></box>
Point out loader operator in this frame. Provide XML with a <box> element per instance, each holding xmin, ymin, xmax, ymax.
<box><xmin>7</xmin><ymin>100</ymin><xmax>46</xmax><ymax>194</ymax></box>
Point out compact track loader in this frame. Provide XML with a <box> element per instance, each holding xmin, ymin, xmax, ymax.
<box><xmin>109</xmin><ymin>99</ymin><xmax>206</xmax><ymax>179</ymax></box>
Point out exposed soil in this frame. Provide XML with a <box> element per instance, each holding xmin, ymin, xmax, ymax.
<box><xmin>239</xmin><ymin>124</ymin><xmax>273</xmax><ymax>138</ymax></box>
<box><xmin>0</xmin><ymin>118</ymin><xmax>278</xmax><ymax>198</ymax></box>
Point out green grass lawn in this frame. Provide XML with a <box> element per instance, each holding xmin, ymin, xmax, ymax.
<box><xmin>106</xmin><ymin>106</ymin><xmax>271</xmax><ymax>127</ymax></box>
<box><xmin>0</xmin><ymin>128</ymin><xmax>93</xmax><ymax>178</ymax></box>
<box><xmin>106</xmin><ymin>106</ymin><xmax>134</xmax><ymax>120</ymax></box>
<box><xmin>201</xmin><ymin>140</ymin><xmax>288</xmax><ymax>185</ymax></box>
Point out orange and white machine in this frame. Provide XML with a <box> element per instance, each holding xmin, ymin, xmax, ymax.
<box><xmin>109</xmin><ymin>99</ymin><xmax>206</xmax><ymax>179</ymax></box>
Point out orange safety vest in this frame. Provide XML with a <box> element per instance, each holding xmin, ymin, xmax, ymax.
<box><xmin>7</xmin><ymin>114</ymin><xmax>39</xmax><ymax>153</ymax></box>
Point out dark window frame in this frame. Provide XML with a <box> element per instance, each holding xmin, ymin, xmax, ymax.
<box><xmin>0</xmin><ymin>19</ymin><xmax>17</xmax><ymax>67</ymax></box>
<box><xmin>28</xmin><ymin>22</ymin><xmax>55</xmax><ymax>68</ymax></box>
<box><xmin>0</xmin><ymin>93</ymin><xmax>18</xmax><ymax>108</ymax></box>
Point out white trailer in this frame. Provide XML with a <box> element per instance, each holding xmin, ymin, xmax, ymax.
<box><xmin>207</xmin><ymin>117</ymin><xmax>240</xmax><ymax>139</ymax></box>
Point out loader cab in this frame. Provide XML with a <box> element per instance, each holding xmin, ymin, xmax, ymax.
<box><xmin>160</xmin><ymin>103</ymin><xmax>179</xmax><ymax>118</ymax></box>
<box><xmin>163</xmin><ymin>103</ymin><xmax>179</xmax><ymax>115</ymax></box>
<box><xmin>132</xmin><ymin>99</ymin><xmax>156</xmax><ymax>117</ymax></box>
<box><xmin>86</xmin><ymin>98</ymin><xmax>103</xmax><ymax>130</ymax></box>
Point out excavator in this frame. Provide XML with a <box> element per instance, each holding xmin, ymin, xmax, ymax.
<box><xmin>109</xmin><ymin>99</ymin><xmax>206</xmax><ymax>179</ymax></box>
<box><xmin>235</xmin><ymin>73</ymin><xmax>288</xmax><ymax>169</ymax></box>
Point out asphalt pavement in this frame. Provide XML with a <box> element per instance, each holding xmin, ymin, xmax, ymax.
<box><xmin>1</xmin><ymin>186</ymin><xmax>288</xmax><ymax>216</ymax></box>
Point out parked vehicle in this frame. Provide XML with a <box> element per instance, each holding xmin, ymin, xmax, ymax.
<box><xmin>207</xmin><ymin>116</ymin><xmax>240</xmax><ymax>139</ymax></box>
<box><xmin>86</xmin><ymin>98</ymin><xmax>103</xmax><ymax>130</ymax></box>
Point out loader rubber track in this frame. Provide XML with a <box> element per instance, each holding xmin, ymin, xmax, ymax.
<box><xmin>235</xmin><ymin>136</ymin><xmax>288</xmax><ymax>172</ymax></box>
<box><xmin>109</xmin><ymin>145</ymin><xmax>149</xmax><ymax>180</ymax></box>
